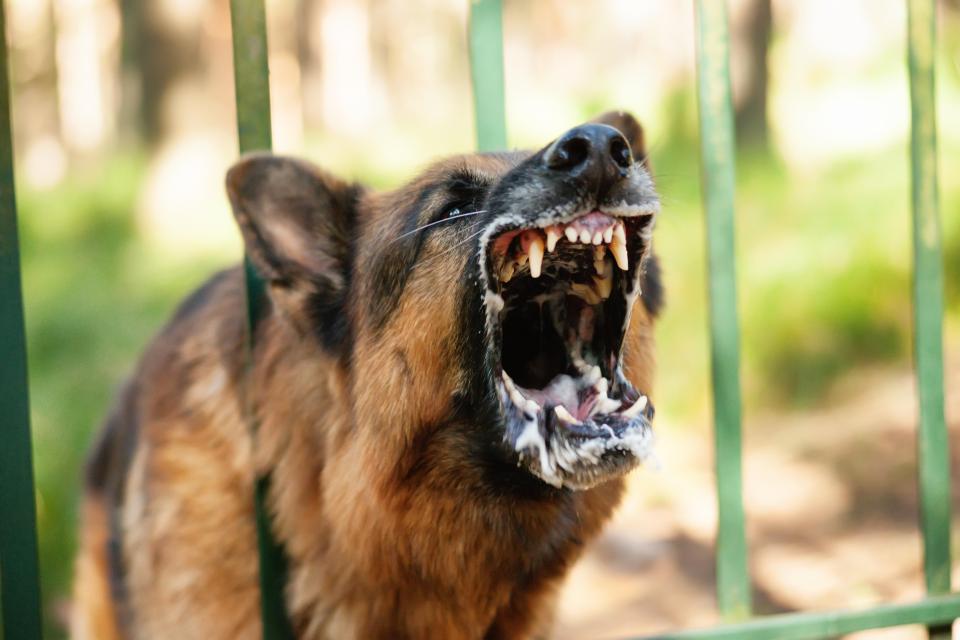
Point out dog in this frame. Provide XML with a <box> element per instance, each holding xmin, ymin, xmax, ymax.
<box><xmin>70</xmin><ymin>110</ymin><xmax>662</xmax><ymax>639</ymax></box>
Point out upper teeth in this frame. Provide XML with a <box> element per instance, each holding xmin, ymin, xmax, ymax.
<box><xmin>498</xmin><ymin>219</ymin><xmax>629</xmax><ymax>283</ymax></box>
<box><xmin>521</xmin><ymin>231</ymin><xmax>545</xmax><ymax>279</ymax></box>
<box><xmin>546</xmin><ymin>227</ymin><xmax>562</xmax><ymax>252</ymax></box>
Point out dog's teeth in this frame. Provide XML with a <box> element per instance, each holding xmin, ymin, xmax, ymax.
<box><xmin>584</xmin><ymin>365</ymin><xmax>602</xmax><ymax>385</ymax></box>
<box><xmin>517</xmin><ymin>253</ymin><xmax>528</xmax><ymax>266</ymax></box>
<box><xmin>546</xmin><ymin>226</ymin><xmax>562</xmax><ymax>252</ymax></box>
<box><xmin>614</xmin><ymin>221</ymin><xmax>627</xmax><ymax>243</ymax></box>
<box><xmin>603</xmin><ymin>227</ymin><xmax>613</xmax><ymax>244</ymax></box>
<box><xmin>609</xmin><ymin>235</ymin><xmax>629</xmax><ymax>271</ymax></box>
<box><xmin>500</xmin><ymin>260</ymin><xmax>515</xmax><ymax>283</ymax></box>
<box><xmin>526</xmin><ymin>233</ymin><xmax>544</xmax><ymax>278</ymax></box>
<box><xmin>525</xmin><ymin>399</ymin><xmax>541</xmax><ymax>417</ymax></box>
<box><xmin>592</xmin><ymin>231</ymin><xmax>603</xmax><ymax>245</ymax></box>
<box><xmin>578</xmin><ymin>229</ymin><xmax>591</xmax><ymax>244</ymax></box>
<box><xmin>564</xmin><ymin>226</ymin><xmax>578</xmax><ymax>243</ymax></box>
<box><xmin>620</xmin><ymin>395</ymin><xmax>648</xmax><ymax>418</ymax></box>
<box><xmin>554</xmin><ymin>405</ymin><xmax>582</xmax><ymax>425</ymax></box>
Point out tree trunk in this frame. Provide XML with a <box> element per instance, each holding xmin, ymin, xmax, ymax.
<box><xmin>734</xmin><ymin>0</ymin><xmax>772</xmax><ymax>148</ymax></box>
<box><xmin>119</xmin><ymin>0</ymin><xmax>200</xmax><ymax>144</ymax></box>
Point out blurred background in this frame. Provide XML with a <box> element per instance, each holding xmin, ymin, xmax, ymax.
<box><xmin>9</xmin><ymin>0</ymin><xmax>960</xmax><ymax>637</ymax></box>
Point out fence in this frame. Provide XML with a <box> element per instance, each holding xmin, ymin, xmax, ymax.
<box><xmin>0</xmin><ymin>0</ymin><xmax>955</xmax><ymax>639</ymax></box>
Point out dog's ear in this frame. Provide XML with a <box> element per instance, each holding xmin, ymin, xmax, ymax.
<box><xmin>226</xmin><ymin>153</ymin><xmax>361</xmax><ymax>351</ymax></box>
<box><xmin>590</xmin><ymin>110</ymin><xmax>650</xmax><ymax>171</ymax></box>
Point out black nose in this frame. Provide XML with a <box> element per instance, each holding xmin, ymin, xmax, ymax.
<box><xmin>543</xmin><ymin>123</ymin><xmax>633</xmax><ymax>191</ymax></box>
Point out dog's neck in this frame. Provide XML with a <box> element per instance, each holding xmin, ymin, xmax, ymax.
<box><xmin>243</xmin><ymin>314</ymin><xmax>625</xmax><ymax>637</ymax></box>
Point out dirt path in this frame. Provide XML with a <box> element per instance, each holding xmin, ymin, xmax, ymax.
<box><xmin>555</xmin><ymin>355</ymin><xmax>960</xmax><ymax>639</ymax></box>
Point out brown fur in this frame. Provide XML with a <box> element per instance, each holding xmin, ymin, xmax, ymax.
<box><xmin>72</xmin><ymin>112</ymin><xmax>661</xmax><ymax>639</ymax></box>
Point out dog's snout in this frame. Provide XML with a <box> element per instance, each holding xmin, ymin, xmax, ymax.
<box><xmin>543</xmin><ymin>124</ymin><xmax>633</xmax><ymax>192</ymax></box>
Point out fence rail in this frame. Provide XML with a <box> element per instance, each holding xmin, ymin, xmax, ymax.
<box><xmin>907</xmin><ymin>6</ymin><xmax>952</xmax><ymax>640</ymax></box>
<box><xmin>693</xmin><ymin>0</ymin><xmax>751</xmax><ymax>622</ymax></box>
<box><xmin>227</xmin><ymin>2</ymin><xmax>295</xmax><ymax>639</ymax></box>
<box><xmin>0</xmin><ymin>0</ymin><xmax>955</xmax><ymax>639</ymax></box>
<box><xmin>0</xmin><ymin>0</ymin><xmax>43</xmax><ymax>636</ymax></box>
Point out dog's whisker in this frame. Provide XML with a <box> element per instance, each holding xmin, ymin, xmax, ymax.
<box><xmin>425</xmin><ymin>224</ymin><xmax>487</xmax><ymax>262</ymax></box>
<box><xmin>392</xmin><ymin>210</ymin><xmax>486</xmax><ymax>242</ymax></box>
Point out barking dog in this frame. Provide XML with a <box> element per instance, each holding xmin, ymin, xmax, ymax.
<box><xmin>70</xmin><ymin>111</ymin><xmax>663</xmax><ymax>639</ymax></box>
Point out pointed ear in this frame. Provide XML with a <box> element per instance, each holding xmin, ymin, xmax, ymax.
<box><xmin>591</xmin><ymin>110</ymin><xmax>650</xmax><ymax>171</ymax></box>
<box><xmin>226</xmin><ymin>153</ymin><xmax>362</xmax><ymax>350</ymax></box>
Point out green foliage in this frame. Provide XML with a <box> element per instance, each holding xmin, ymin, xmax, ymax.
<box><xmin>645</xmin><ymin>90</ymin><xmax>958</xmax><ymax>415</ymax></box>
<box><xmin>19</xmin><ymin>151</ymin><xmax>222</xmax><ymax>637</ymax></box>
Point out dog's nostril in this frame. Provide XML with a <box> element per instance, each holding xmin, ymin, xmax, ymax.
<box><xmin>609</xmin><ymin>137</ymin><xmax>632</xmax><ymax>170</ymax></box>
<box><xmin>546</xmin><ymin>136</ymin><xmax>591</xmax><ymax>172</ymax></box>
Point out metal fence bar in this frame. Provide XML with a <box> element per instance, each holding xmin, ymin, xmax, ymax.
<box><xmin>640</xmin><ymin>593</ymin><xmax>960</xmax><ymax>640</ymax></box>
<box><xmin>907</xmin><ymin>1</ymin><xmax>952</xmax><ymax>638</ymax></box>
<box><xmin>228</xmin><ymin>2</ymin><xmax>293</xmax><ymax>639</ymax></box>
<box><xmin>0</xmin><ymin>0</ymin><xmax>43</xmax><ymax>635</ymax></box>
<box><xmin>468</xmin><ymin>0</ymin><xmax>507</xmax><ymax>151</ymax></box>
<box><xmin>693</xmin><ymin>0</ymin><xmax>751</xmax><ymax>622</ymax></box>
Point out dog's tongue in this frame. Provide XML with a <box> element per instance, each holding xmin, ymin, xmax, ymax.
<box><xmin>518</xmin><ymin>373</ymin><xmax>603</xmax><ymax>422</ymax></box>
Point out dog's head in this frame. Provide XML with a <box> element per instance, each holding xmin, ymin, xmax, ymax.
<box><xmin>227</xmin><ymin>111</ymin><xmax>661</xmax><ymax>491</ymax></box>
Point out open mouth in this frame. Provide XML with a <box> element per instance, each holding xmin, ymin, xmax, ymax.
<box><xmin>483</xmin><ymin>210</ymin><xmax>656</xmax><ymax>490</ymax></box>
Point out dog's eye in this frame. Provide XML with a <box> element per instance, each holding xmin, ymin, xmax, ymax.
<box><xmin>440</xmin><ymin>201</ymin><xmax>470</xmax><ymax>219</ymax></box>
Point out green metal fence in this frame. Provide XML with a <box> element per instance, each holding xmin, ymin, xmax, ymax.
<box><xmin>0</xmin><ymin>0</ymin><xmax>42</xmax><ymax>636</ymax></box>
<box><xmin>0</xmin><ymin>0</ymin><xmax>955</xmax><ymax>638</ymax></box>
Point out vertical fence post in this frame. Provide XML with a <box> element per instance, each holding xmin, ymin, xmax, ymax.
<box><xmin>228</xmin><ymin>2</ymin><xmax>293</xmax><ymax>639</ymax></box>
<box><xmin>0</xmin><ymin>0</ymin><xmax>43</xmax><ymax>637</ymax></box>
<box><xmin>906</xmin><ymin>1</ymin><xmax>952</xmax><ymax>638</ymax></box>
<box><xmin>693</xmin><ymin>0</ymin><xmax>751</xmax><ymax>623</ymax></box>
<box><xmin>468</xmin><ymin>0</ymin><xmax>507</xmax><ymax>151</ymax></box>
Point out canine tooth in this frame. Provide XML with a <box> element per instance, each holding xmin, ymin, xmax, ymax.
<box><xmin>609</xmin><ymin>236</ymin><xmax>629</xmax><ymax>271</ymax></box>
<box><xmin>621</xmin><ymin>395</ymin><xmax>648</xmax><ymax>418</ymax></box>
<box><xmin>564</xmin><ymin>226</ymin><xmax>578</xmax><ymax>243</ymax></box>
<box><xmin>592</xmin><ymin>231</ymin><xmax>603</xmax><ymax>245</ymax></box>
<box><xmin>507</xmin><ymin>383</ymin><xmax>530</xmax><ymax>412</ymax></box>
<box><xmin>525</xmin><ymin>399</ymin><xmax>541</xmax><ymax>417</ymax></box>
<box><xmin>526</xmin><ymin>233</ymin><xmax>544</xmax><ymax>278</ymax></box>
<box><xmin>595</xmin><ymin>396</ymin><xmax>622</xmax><ymax>416</ymax></box>
<box><xmin>554</xmin><ymin>405</ymin><xmax>582</xmax><ymax>425</ymax></box>
<box><xmin>500</xmin><ymin>260</ymin><xmax>515</xmax><ymax>283</ymax></box>
<box><xmin>614</xmin><ymin>221</ymin><xmax>627</xmax><ymax>243</ymax></box>
<box><xmin>603</xmin><ymin>227</ymin><xmax>613</xmax><ymax>243</ymax></box>
<box><xmin>546</xmin><ymin>226</ymin><xmax>562</xmax><ymax>252</ymax></box>
<box><xmin>570</xmin><ymin>282</ymin><xmax>602</xmax><ymax>305</ymax></box>
<box><xmin>579</xmin><ymin>229</ymin><xmax>592</xmax><ymax>244</ymax></box>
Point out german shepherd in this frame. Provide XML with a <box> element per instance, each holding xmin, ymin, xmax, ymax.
<box><xmin>70</xmin><ymin>111</ymin><xmax>662</xmax><ymax>639</ymax></box>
